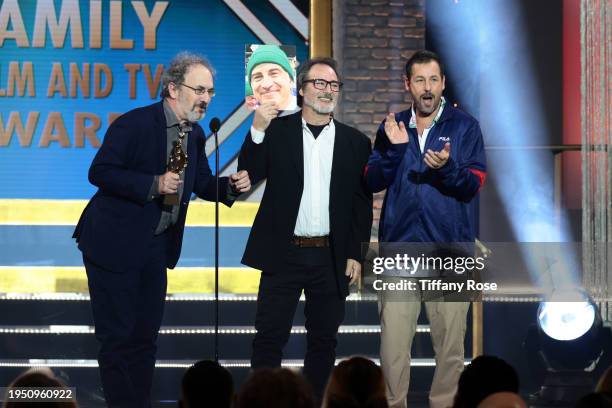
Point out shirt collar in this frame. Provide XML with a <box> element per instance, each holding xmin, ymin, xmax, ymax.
<box><xmin>409</xmin><ymin>96</ymin><xmax>446</xmax><ymax>129</ymax></box>
<box><xmin>163</xmin><ymin>99</ymin><xmax>193</xmax><ymax>132</ymax></box>
<box><xmin>301</xmin><ymin>117</ymin><xmax>335</xmax><ymax>132</ymax></box>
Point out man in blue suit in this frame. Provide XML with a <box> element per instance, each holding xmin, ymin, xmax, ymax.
<box><xmin>73</xmin><ymin>52</ymin><xmax>250</xmax><ymax>407</ymax></box>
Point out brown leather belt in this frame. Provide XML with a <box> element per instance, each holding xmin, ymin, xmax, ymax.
<box><xmin>291</xmin><ymin>235</ymin><xmax>330</xmax><ymax>248</ymax></box>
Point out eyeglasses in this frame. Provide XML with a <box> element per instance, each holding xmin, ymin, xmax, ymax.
<box><xmin>303</xmin><ymin>78</ymin><xmax>343</xmax><ymax>92</ymax></box>
<box><xmin>179</xmin><ymin>83</ymin><xmax>216</xmax><ymax>97</ymax></box>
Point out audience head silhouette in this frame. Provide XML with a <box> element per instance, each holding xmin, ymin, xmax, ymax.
<box><xmin>476</xmin><ymin>392</ymin><xmax>527</xmax><ymax>408</ymax></box>
<box><xmin>322</xmin><ymin>356</ymin><xmax>388</xmax><ymax>408</ymax></box>
<box><xmin>453</xmin><ymin>355</ymin><xmax>519</xmax><ymax>408</ymax></box>
<box><xmin>235</xmin><ymin>368</ymin><xmax>315</xmax><ymax>408</ymax></box>
<box><xmin>179</xmin><ymin>360</ymin><xmax>234</xmax><ymax>408</ymax></box>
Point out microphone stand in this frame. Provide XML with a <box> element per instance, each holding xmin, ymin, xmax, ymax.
<box><xmin>209</xmin><ymin>117</ymin><xmax>221</xmax><ymax>363</ymax></box>
<box><xmin>214</xmin><ymin>127</ymin><xmax>219</xmax><ymax>363</ymax></box>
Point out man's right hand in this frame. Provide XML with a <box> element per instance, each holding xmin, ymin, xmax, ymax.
<box><xmin>158</xmin><ymin>171</ymin><xmax>182</xmax><ymax>194</ymax></box>
<box><xmin>384</xmin><ymin>112</ymin><xmax>409</xmax><ymax>144</ymax></box>
<box><xmin>252</xmin><ymin>101</ymin><xmax>279</xmax><ymax>132</ymax></box>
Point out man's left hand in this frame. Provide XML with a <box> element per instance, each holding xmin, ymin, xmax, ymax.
<box><xmin>424</xmin><ymin>142</ymin><xmax>451</xmax><ymax>170</ymax></box>
<box><xmin>345</xmin><ymin>259</ymin><xmax>361</xmax><ymax>286</ymax></box>
<box><xmin>229</xmin><ymin>170</ymin><xmax>251</xmax><ymax>193</ymax></box>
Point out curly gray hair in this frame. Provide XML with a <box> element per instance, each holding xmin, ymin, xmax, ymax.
<box><xmin>160</xmin><ymin>51</ymin><xmax>215</xmax><ymax>98</ymax></box>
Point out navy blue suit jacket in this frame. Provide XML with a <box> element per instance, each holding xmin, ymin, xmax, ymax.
<box><xmin>73</xmin><ymin>101</ymin><xmax>231</xmax><ymax>279</ymax></box>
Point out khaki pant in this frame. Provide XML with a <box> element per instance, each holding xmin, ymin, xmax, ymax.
<box><xmin>379</xmin><ymin>278</ymin><xmax>469</xmax><ymax>408</ymax></box>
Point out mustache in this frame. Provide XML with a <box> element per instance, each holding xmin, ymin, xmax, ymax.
<box><xmin>318</xmin><ymin>92</ymin><xmax>334</xmax><ymax>100</ymax></box>
<box><xmin>197</xmin><ymin>101</ymin><xmax>208</xmax><ymax>110</ymax></box>
<box><xmin>421</xmin><ymin>92</ymin><xmax>434</xmax><ymax>99</ymax></box>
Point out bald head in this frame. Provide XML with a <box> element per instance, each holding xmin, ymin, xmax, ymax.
<box><xmin>476</xmin><ymin>392</ymin><xmax>527</xmax><ymax>408</ymax></box>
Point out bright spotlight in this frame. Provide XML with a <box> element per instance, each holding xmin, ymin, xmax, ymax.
<box><xmin>537</xmin><ymin>291</ymin><xmax>603</xmax><ymax>370</ymax></box>
<box><xmin>538</xmin><ymin>301</ymin><xmax>596</xmax><ymax>341</ymax></box>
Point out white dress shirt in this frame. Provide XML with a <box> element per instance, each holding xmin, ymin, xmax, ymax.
<box><xmin>250</xmin><ymin>118</ymin><xmax>335</xmax><ymax>236</ymax></box>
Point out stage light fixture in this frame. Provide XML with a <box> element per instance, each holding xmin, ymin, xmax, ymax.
<box><xmin>527</xmin><ymin>290</ymin><xmax>607</xmax><ymax>406</ymax></box>
<box><xmin>537</xmin><ymin>291</ymin><xmax>603</xmax><ymax>371</ymax></box>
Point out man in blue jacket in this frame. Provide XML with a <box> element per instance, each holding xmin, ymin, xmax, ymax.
<box><xmin>73</xmin><ymin>52</ymin><xmax>250</xmax><ymax>407</ymax></box>
<box><xmin>366</xmin><ymin>50</ymin><xmax>486</xmax><ymax>408</ymax></box>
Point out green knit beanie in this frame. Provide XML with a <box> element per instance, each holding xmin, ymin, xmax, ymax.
<box><xmin>247</xmin><ymin>45</ymin><xmax>294</xmax><ymax>84</ymax></box>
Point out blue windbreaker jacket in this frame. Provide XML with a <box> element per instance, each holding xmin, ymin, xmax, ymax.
<box><xmin>366</xmin><ymin>105</ymin><xmax>487</xmax><ymax>243</ymax></box>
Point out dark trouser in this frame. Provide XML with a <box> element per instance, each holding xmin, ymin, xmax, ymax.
<box><xmin>84</xmin><ymin>233</ymin><xmax>168</xmax><ymax>408</ymax></box>
<box><xmin>251</xmin><ymin>243</ymin><xmax>346</xmax><ymax>400</ymax></box>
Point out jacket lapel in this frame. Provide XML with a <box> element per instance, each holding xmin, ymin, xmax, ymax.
<box><xmin>329</xmin><ymin>122</ymin><xmax>348</xmax><ymax>214</ymax></box>
<box><xmin>182</xmin><ymin>127</ymin><xmax>198</xmax><ymax>203</ymax></box>
<box><xmin>154</xmin><ymin>101</ymin><xmax>167</xmax><ymax>174</ymax></box>
<box><xmin>288</xmin><ymin>113</ymin><xmax>304</xmax><ymax>181</ymax></box>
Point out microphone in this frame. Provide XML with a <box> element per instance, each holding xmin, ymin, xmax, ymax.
<box><xmin>209</xmin><ymin>117</ymin><xmax>221</xmax><ymax>133</ymax></box>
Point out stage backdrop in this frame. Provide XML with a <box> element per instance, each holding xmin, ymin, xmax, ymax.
<box><xmin>0</xmin><ymin>0</ymin><xmax>308</xmax><ymax>293</ymax></box>
<box><xmin>0</xmin><ymin>0</ymin><xmax>308</xmax><ymax>198</ymax></box>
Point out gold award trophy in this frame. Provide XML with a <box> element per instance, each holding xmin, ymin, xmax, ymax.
<box><xmin>163</xmin><ymin>130</ymin><xmax>188</xmax><ymax>206</ymax></box>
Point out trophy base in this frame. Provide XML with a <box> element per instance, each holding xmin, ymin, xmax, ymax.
<box><xmin>163</xmin><ymin>194</ymin><xmax>180</xmax><ymax>206</ymax></box>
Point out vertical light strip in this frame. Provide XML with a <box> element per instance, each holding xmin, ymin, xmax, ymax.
<box><xmin>581</xmin><ymin>0</ymin><xmax>612</xmax><ymax>320</ymax></box>
<box><xmin>310</xmin><ymin>0</ymin><xmax>332</xmax><ymax>57</ymax></box>
<box><xmin>472</xmin><ymin>301</ymin><xmax>483</xmax><ymax>358</ymax></box>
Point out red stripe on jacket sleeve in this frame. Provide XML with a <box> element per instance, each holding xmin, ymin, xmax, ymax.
<box><xmin>468</xmin><ymin>168</ymin><xmax>486</xmax><ymax>190</ymax></box>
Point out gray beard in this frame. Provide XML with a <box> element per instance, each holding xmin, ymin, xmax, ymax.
<box><xmin>186</xmin><ymin>109</ymin><xmax>205</xmax><ymax>123</ymax></box>
<box><xmin>304</xmin><ymin>97</ymin><xmax>336</xmax><ymax>114</ymax></box>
